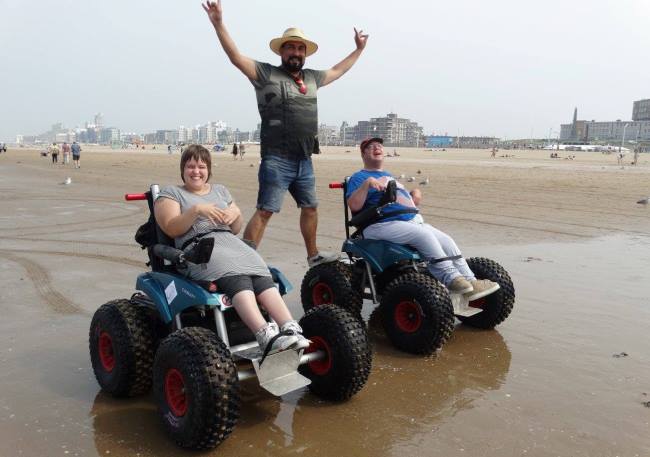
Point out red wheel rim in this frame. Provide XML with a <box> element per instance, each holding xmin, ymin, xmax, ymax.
<box><xmin>164</xmin><ymin>368</ymin><xmax>187</xmax><ymax>417</ymax></box>
<box><xmin>394</xmin><ymin>301</ymin><xmax>422</xmax><ymax>333</ymax></box>
<box><xmin>312</xmin><ymin>282</ymin><xmax>334</xmax><ymax>306</ymax></box>
<box><xmin>98</xmin><ymin>331</ymin><xmax>115</xmax><ymax>372</ymax></box>
<box><xmin>306</xmin><ymin>336</ymin><xmax>332</xmax><ymax>375</ymax></box>
<box><xmin>469</xmin><ymin>297</ymin><xmax>487</xmax><ymax>309</ymax></box>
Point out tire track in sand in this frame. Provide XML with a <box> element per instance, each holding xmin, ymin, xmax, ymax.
<box><xmin>0</xmin><ymin>249</ymin><xmax>147</xmax><ymax>315</ymax></box>
<box><xmin>0</xmin><ymin>251</ymin><xmax>82</xmax><ymax>315</ymax></box>
<box><xmin>0</xmin><ymin>248</ymin><xmax>146</xmax><ymax>269</ymax></box>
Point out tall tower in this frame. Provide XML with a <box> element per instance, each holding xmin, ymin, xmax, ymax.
<box><xmin>570</xmin><ymin>107</ymin><xmax>578</xmax><ymax>141</ymax></box>
<box><xmin>94</xmin><ymin>113</ymin><xmax>104</xmax><ymax>130</ymax></box>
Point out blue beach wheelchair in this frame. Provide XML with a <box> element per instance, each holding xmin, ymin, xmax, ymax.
<box><xmin>89</xmin><ymin>185</ymin><xmax>371</xmax><ymax>450</ymax></box>
<box><xmin>301</xmin><ymin>179</ymin><xmax>515</xmax><ymax>355</ymax></box>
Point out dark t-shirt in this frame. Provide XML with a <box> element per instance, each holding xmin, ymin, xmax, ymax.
<box><xmin>251</xmin><ymin>61</ymin><xmax>326</xmax><ymax>160</ymax></box>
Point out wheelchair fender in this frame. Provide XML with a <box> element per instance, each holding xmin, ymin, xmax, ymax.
<box><xmin>342</xmin><ymin>239</ymin><xmax>420</xmax><ymax>273</ymax></box>
<box><xmin>136</xmin><ymin>272</ymin><xmax>221</xmax><ymax>324</ymax></box>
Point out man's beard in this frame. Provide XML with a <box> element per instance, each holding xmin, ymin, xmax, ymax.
<box><xmin>282</xmin><ymin>56</ymin><xmax>304</xmax><ymax>72</ymax></box>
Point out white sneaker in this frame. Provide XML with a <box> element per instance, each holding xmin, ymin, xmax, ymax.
<box><xmin>307</xmin><ymin>251</ymin><xmax>339</xmax><ymax>268</ymax></box>
<box><xmin>448</xmin><ymin>276</ymin><xmax>474</xmax><ymax>294</ymax></box>
<box><xmin>466</xmin><ymin>279</ymin><xmax>500</xmax><ymax>301</ymax></box>
<box><xmin>280</xmin><ymin>320</ymin><xmax>311</xmax><ymax>350</ymax></box>
<box><xmin>255</xmin><ymin>323</ymin><xmax>298</xmax><ymax>353</ymax></box>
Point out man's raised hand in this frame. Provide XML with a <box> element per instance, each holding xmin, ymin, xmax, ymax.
<box><xmin>202</xmin><ymin>0</ymin><xmax>223</xmax><ymax>25</ymax></box>
<box><xmin>354</xmin><ymin>27</ymin><xmax>369</xmax><ymax>51</ymax></box>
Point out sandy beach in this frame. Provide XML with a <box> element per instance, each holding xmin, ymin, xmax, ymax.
<box><xmin>0</xmin><ymin>145</ymin><xmax>649</xmax><ymax>457</ymax></box>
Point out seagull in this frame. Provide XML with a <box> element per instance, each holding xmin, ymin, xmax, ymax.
<box><xmin>637</xmin><ymin>196</ymin><xmax>649</xmax><ymax>205</ymax></box>
<box><xmin>407</xmin><ymin>176</ymin><xmax>416</xmax><ymax>182</ymax></box>
<box><xmin>61</xmin><ymin>177</ymin><xmax>72</xmax><ymax>185</ymax></box>
<box><xmin>398</xmin><ymin>173</ymin><xmax>406</xmax><ymax>179</ymax></box>
<box><xmin>419</xmin><ymin>177</ymin><xmax>429</xmax><ymax>186</ymax></box>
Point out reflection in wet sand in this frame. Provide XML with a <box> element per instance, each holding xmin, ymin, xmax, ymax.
<box><xmin>285</xmin><ymin>325</ymin><xmax>511</xmax><ymax>456</ymax></box>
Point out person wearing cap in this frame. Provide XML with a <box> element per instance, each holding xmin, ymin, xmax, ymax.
<box><xmin>202</xmin><ymin>0</ymin><xmax>368</xmax><ymax>268</ymax></box>
<box><xmin>346</xmin><ymin>138</ymin><xmax>500</xmax><ymax>299</ymax></box>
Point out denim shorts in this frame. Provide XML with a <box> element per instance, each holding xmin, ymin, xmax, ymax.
<box><xmin>257</xmin><ymin>155</ymin><xmax>318</xmax><ymax>212</ymax></box>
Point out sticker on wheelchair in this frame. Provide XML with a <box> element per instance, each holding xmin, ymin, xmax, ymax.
<box><xmin>164</xmin><ymin>281</ymin><xmax>177</xmax><ymax>304</ymax></box>
<box><xmin>217</xmin><ymin>293</ymin><xmax>233</xmax><ymax>310</ymax></box>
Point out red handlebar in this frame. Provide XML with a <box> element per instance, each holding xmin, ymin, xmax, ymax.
<box><xmin>125</xmin><ymin>193</ymin><xmax>147</xmax><ymax>201</ymax></box>
<box><xmin>329</xmin><ymin>182</ymin><xmax>343</xmax><ymax>189</ymax></box>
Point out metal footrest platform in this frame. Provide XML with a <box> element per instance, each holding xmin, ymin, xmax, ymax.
<box><xmin>450</xmin><ymin>292</ymin><xmax>483</xmax><ymax>317</ymax></box>
<box><xmin>251</xmin><ymin>349</ymin><xmax>311</xmax><ymax>396</ymax></box>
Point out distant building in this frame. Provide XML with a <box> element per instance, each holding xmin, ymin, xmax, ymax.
<box><xmin>252</xmin><ymin>123</ymin><xmax>261</xmax><ymax>142</ymax></box>
<box><xmin>217</xmin><ymin>128</ymin><xmax>233</xmax><ymax>144</ymax></box>
<box><xmin>426</xmin><ymin>136</ymin><xmax>454</xmax><ymax>147</ymax></box>
<box><xmin>345</xmin><ymin>113</ymin><xmax>424</xmax><ymax>147</ymax></box>
<box><xmin>100</xmin><ymin>128</ymin><xmax>121</xmax><ymax>145</ymax></box>
<box><xmin>318</xmin><ymin>124</ymin><xmax>340</xmax><ymax>146</ymax></box>
<box><xmin>177</xmin><ymin>126</ymin><xmax>192</xmax><ymax>144</ymax></box>
<box><xmin>94</xmin><ymin>113</ymin><xmax>104</xmax><ymax>130</ymax></box>
<box><xmin>425</xmin><ymin>135</ymin><xmax>497</xmax><ymax>149</ymax></box>
<box><xmin>121</xmin><ymin>133</ymin><xmax>142</xmax><ymax>144</ymax></box>
<box><xmin>76</xmin><ymin>128</ymin><xmax>98</xmax><ymax>144</ymax></box>
<box><xmin>233</xmin><ymin>130</ymin><xmax>251</xmax><ymax>142</ymax></box>
<box><xmin>632</xmin><ymin>99</ymin><xmax>650</xmax><ymax>121</ymax></box>
<box><xmin>154</xmin><ymin>130</ymin><xmax>177</xmax><ymax>145</ymax></box>
<box><xmin>560</xmin><ymin>103</ymin><xmax>650</xmax><ymax>142</ymax></box>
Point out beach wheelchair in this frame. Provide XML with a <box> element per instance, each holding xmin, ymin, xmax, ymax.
<box><xmin>301</xmin><ymin>179</ymin><xmax>515</xmax><ymax>355</ymax></box>
<box><xmin>89</xmin><ymin>185</ymin><xmax>371</xmax><ymax>450</ymax></box>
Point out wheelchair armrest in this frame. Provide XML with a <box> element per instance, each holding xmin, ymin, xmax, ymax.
<box><xmin>349</xmin><ymin>206</ymin><xmax>381</xmax><ymax>228</ymax></box>
<box><xmin>152</xmin><ymin>237</ymin><xmax>215</xmax><ymax>266</ymax></box>
<box><xmin>152</xmin><ymin>244</ymin><xmax>184</xmax><ymax>264</ymax></box>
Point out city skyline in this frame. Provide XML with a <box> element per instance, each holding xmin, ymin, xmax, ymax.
<box><xmin>1</xmin><ymin>0</ymin><xmax>649</xmax><ymax>142</ymax></box>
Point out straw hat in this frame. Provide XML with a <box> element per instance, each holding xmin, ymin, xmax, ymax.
<box><xmin>269</xmin><ymin>27</ymin><xmax>318</xmax><ymax>56</ymax></box>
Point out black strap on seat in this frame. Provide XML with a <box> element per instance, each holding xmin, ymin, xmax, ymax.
<box><xmin>428</xmin><ymin>254</ymin><xmax>463</xmax><ymax>264</ymax></box>
<box><xmin>350</xmin><ymin>206</ymin><xmax>419</xmax><ymax>237</ymax></box>
<box><xmin>180</xmin><ymin>228</ymin><xmax>230</xmax><ymax>250</ymax></box>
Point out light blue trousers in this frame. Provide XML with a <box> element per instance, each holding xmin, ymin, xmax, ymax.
<box><xmin>363</xmin><ymin>218</ymin><xmax>475</xmax><ymax>286</ymax></box>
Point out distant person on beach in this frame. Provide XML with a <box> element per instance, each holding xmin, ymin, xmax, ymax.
<box><xmin>49</xmin><ymin>143</ymin><xmax>60</xmax><ymax>164</ymax></box>
<box><xmin>239</xmin><ymin>142</ymin><xmax>246</xmax><ymax>160</ymax></box>
<box><xmin>203</xmin><ymin>0</ymin><xmax>368</xmax><ymax>267</ymax></box>
<box><xmin>232</xmin><ymin>142</ymin><xmax>238</xmax><ymax>160</ymax></box>
<box><xmin>62</xmin><ymin>142</ymin><xmax>71</xmax><ymax>164</ymax></box>
<box><xmin>346</xmin><ymin>137</ymin><xmax>499</xmax><ymax>298</ymax></box>
<box><xmin>71</xmin><ymin>141</ymin><xmax>81</xmax><ymax>168</ymax></box>
<box><xmin>168</xmin><ymin>144</ymin><xmax>173</xmax><ymax>155</ymax></box>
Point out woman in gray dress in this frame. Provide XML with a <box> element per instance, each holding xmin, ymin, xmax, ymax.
<box><xmin>154</xmin><ymin>144</ymin><xmax>309</xmax><ymax>353</ymax></box>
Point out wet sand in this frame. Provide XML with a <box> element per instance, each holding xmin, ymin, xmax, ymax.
<box><xmin>0</xmin><ymin>146</ymin><xmax>649</xmax><ymax>456</ymax></box>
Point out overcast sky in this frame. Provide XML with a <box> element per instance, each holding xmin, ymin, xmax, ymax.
<box><xmin>1</xmin><ymin>0</ymin><xmax>648</xmax><ymax>142</ymax></box>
